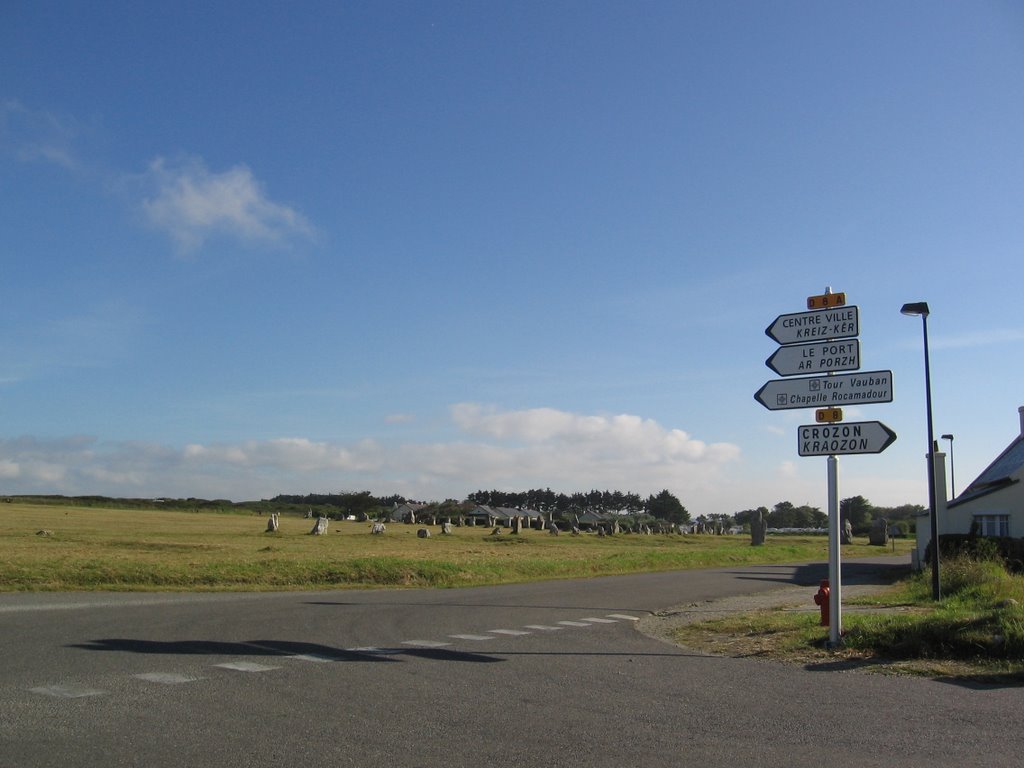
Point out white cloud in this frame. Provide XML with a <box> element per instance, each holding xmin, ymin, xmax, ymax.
<box><xmin>1</xmin><ymin>100</ymin><xmax>79</xmax><ymax>170</ymax></box>
<box><xmin>0</xmin><ymin>405</ymin><xmax>742</xmax><ymax>510</ymax></box>
<box><xmin>142</xmin><ymin>156</ymin><xmax>314</xmax><ymax>251</ymax></box>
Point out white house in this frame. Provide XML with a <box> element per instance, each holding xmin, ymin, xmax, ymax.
<box><xmin>943</xmin><ymin>406</ymin><xmax>1024</xmax><ymax>539</ymax></box>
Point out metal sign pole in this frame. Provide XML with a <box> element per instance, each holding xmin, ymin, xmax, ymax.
<box><xmin>824</xmin><ymin>286</ymin><xmax>842</xmax><ymax>647</ymax></box>
<box><xmin>827</xmin><ymin>454</ymin><xmax>842</xmax><ymax>646</ymax></box>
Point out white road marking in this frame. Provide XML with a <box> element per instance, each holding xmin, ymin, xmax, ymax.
<box><xmin>524</xmin><ymin>624</ymin><xmax>564</xmax><ymax>631</ymax></box>
<box><xmin>448</xmin><ymin>634</ymin><xmax>495</xmax><ymax>641</ymax></box>
<box><xmin>556</xmin><ymin>621</ymin><xmax>593</xmax><ymax>627</ymax></box>
<box><xmin>580</xmin><ymin>617</ymin><xmax>618</xmax><ymax>623</ymax></box>
<box><xmin>134</xmin><ymin>672</ymin><xmax>203</xmax><ymax>684</ymax></box>
<box><xmin>287</xmin><ymin>654</ymin><xmax>336</xmax><ymax>663</ymax></box>
<box><xmin>401</xmin><ymin>640</ymin><xmax>452</xmax><ymax>648</ymax></box>
<box><xmin>607</xmin><ymin>614</ymin><xmax>640</xmax><ymax>621</ymax></box>
<box><xmin>213</xmin><ymin>661</ymin><xmax>280</xmax><ymax>672</ymax></box>
<box><xmin>29</xmin><ymin>684</ymin><xmax>106</xmax><ymax>699</ymax></box>
<box><xmin>488</xmin><ymin>629</ymin><xmax>531</xmax><ymax>636</ymax></box>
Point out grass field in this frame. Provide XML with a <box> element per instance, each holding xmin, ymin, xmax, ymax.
<box><xmin>0</xmin><ymin>501</ymin><xmax>912</xmax><ymax>591</ymax></box>
<box><xmin>670</xmin><ymin>554</ymin><xmax>1024</xmax><ymax>677</ymax></box>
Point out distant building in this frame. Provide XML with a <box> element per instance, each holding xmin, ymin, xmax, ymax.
<box><xmin>385</xmin><ymin>502</ymin><xmax>428</xmax><ymax>523</ymax></box>
<box><xmin>945</xmin><ymin>406</ymin><xmax>1024</xmax><ymax>538</ymax></box>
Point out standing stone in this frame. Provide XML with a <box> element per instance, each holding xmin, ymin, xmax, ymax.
<box><xmin>417</xmin><ymin>528</ymin><xmax>431</xmax><ymax>538</ymax></box>
<box><xmin>750</xmin><ymin>510</ymin><xmax>767</xmax><ymax>546</ymax></box>
<box><xmin>309</xmin><ymin>516</ymin><xmax>328</xmax><ymax>535</ymax></box>
<box><xmin>371</xmin><ymin>522</ymin><xmax>386</xmax><ymax>535</ymax></box>
<box><xmin>441</xmin><ymin>521</ymin><xmax>453</xmax><ymax>535</ymax></box>
<box><xmin>266</xmin><ymin>513</ymin><xmax>280</xmax><ymax>533</ymax></box>
<box><xmin>868</xmin><ymin>518</ymin><xmax>889</xmax><ymax>546</ymax></box>
<box><xmin>510</xmin><ymin>517</ymin><xmax>521</xmax><ymax>534</ymax></box>
<box><xmin>840</xmin><ymin>518</ymin><xmax>854</xmax><ymax>545</ymax></box>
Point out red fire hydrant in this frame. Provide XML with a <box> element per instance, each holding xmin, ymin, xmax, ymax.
<box><xmin>813</xmin><ymin>579</ymin><xmax>830</xmax><ymax>626</ymax></box>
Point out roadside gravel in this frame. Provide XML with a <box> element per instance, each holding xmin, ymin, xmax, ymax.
<box><xmin>636</xmin><ymin>582</ymin><xmax>891</xmax><ymax>647</ymax></box>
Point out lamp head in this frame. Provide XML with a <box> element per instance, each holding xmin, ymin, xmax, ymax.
<box><xmin>901</xmin><ymin>301</ymin><xmax>930</xmax><ymax>317</ymax></box>
<box><xmin>941</xmin><ymin>433</ymin><xmax>954</xmax><ymax>441</ymax></box>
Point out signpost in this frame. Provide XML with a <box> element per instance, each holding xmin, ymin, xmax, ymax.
<box><xmin>754</xmin><ymin>370</ymin><xmax>893</xmax><ymax>411</ymax></box>
<box><xmin>765</xmin><ymin>338</ymin><xmax>861</xmax><ymax>377</ymax></box>
<box><xmin>755</xmin><ymin>288</ymin><xmax>896</xmax><ymax>648</ymax></box>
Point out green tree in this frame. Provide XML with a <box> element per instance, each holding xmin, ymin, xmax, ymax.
<box><xmin>645</xmin><ymin>490</ymin><xmax>691</xmax><ymax>523</ymax></box>
<box><xmin>841</xmin><ymin>495</ymin><xmax>873</xmax><ymax>533</ymax></box>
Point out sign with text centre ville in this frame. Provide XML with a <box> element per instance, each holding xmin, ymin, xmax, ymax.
<box><xmin>765</xmin><ymin>306</ymin><xmax>859</xmax><ymax>346</ymax></box>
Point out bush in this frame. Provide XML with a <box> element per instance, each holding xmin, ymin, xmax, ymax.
<box><xmin>930</xmin><ymin>534</ymin><xmax>1024</xmax><ymax>573</ymax></box>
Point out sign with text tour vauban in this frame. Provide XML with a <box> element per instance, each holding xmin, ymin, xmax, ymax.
<box><xmin>754</xmin><ymin>370</ymin><xmax>893</xmax><ymax>411</ymax></box>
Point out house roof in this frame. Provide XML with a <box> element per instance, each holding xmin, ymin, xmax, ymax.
<box><xmin>949</xmin><ymin>433</ymin><xmax>1024</xmax><ymax>508</ymax></box>
<box><xmin>466</xmin><ymin>505</ymin><xmax>542</xmax><ymax>520</ymax></box>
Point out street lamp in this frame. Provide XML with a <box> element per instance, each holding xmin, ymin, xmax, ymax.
<box><xmin>901</xmin><ymin>301</ymin><xmax>941</xmax><ymax>601</ymax></box>
<box><xmin>941</xmin><ymin>433</ymin><xmax>955</xmax><ymax>499</ymax></box>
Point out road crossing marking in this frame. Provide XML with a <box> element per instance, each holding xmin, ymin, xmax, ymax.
<box><xmin>213</xmin><ymin>661</ymin><xmax>280</xmax><ymax>672</ymax></box>
<box><xmin>286</xmin><ymin>654</ymin><xmax>337</xmax><ymax>663</ymax></box>
<box><xmin>134</xmin><ymin>672</ymin><xmax>203</xmax><ymax>684</ymax></box>
<box><xmin>29</xmin><ymin>684</ymin><xmax>106</xmax><ymax>699</ymax></box>
<box><xmin>401</xmin><ymin>640</ymin><xmax>452</xmax><ymax>648</ymax></box>
<box><xmin>25</xmin><ymin>607</ymin><xmax>642</xmax><ymax>703</ymax></box>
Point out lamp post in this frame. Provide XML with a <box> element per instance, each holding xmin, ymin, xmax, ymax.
<box><xmin>941</xmin><ymin>433</ymin><xmax>955</xmax><ymax>499</ymax></box>
<box><xmin>901</xmin><ymin>301</ymin><xmax>940</xmax><ymax>601</ymax></box>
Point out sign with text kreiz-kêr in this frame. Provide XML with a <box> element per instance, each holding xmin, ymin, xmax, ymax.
<box><xmin>764</xmin><ymin>306</ymin><xmax>858</xmax><ymax>346</ymax></box>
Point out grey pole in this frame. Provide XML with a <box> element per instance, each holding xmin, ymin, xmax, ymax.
<box><xmin>941</xmin><ymin>433</ymin><xmax>955</xmax><ymax>498</ymax></box>
<box><xmin>902</xmin><ymin>302</ymin><xmax>941</xmax><ymax>601</ymax></box>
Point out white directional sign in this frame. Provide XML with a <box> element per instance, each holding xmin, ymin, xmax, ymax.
<box><xmin>765</xmin><ymin>306</ymin><xmax>859</xmax><ymax>346</ymax></box>
<box><xmin>798</xmin><ymin>421</ymin><xmax>897</xmax><ymax>456</ymax></box>
<box><xmin>754</xmin><ymin>369</ymin><xmax>893</xmax><ymax>411</ymax></box>
<box><xmin>765</xmin><ymin>339</ymin><xmax>860</xmax><ymax>377</ymax></box>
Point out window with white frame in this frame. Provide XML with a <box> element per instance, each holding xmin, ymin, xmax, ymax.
<box><xmin>974</xmin><ymin>514</ymin><xmax>1010</xmax><ymax>538</ymax></box>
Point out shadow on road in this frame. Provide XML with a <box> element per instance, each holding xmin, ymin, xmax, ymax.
<box><xmin>725</xmin><ymin>561</ymin><xmax>910</xmax><ymax>587</ymax></box>
<box><xmin>68</xmin><ymin>639</ymin><xmax>707</xmax><ymax>664</ymax></box>
<box><xmin>303</xmin><ymin>601</ymin><xmax>657</xmax><ymax>614</ymax></box>
<box><xmin>69</xmin><ymin>639</ymin><xmax>503</xmax><ymax>664</ymax></box>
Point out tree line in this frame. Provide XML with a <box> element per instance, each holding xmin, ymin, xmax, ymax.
<box><xmin>11</xmin><ymin>490</ymin><xmax>925</xmax><ymax>534</ymax></box>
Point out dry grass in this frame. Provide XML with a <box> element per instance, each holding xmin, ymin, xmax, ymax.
<box><xmin>1</xmin><ymin>501</ymin><xmax>912</xmax><ymax>591</ymax></box>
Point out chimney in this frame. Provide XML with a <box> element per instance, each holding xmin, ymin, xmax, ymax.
<box><xmin>1019</xmin><ymin>406</ymin><xmax>1024</xmax><ymax>436</ymax></box>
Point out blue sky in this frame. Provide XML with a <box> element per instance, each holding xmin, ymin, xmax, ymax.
<box><xmin>2</xmin><ymin>1</ymin><xmax>1023</xmax><ymax>514</ymax></box>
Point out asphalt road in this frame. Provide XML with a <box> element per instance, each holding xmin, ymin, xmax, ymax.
<box><xmin>2</xmin><ymin>557</ymin><xmax>1021</xmax><ymax>768</ymax></box>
